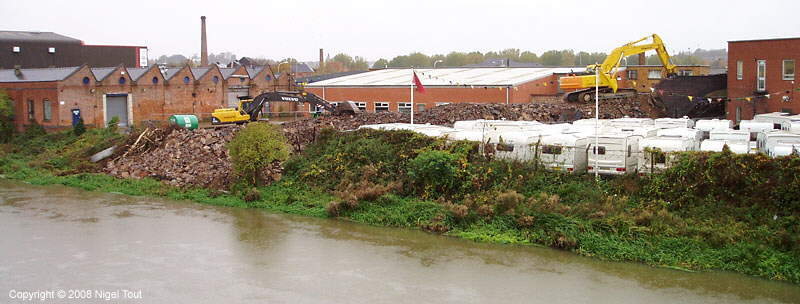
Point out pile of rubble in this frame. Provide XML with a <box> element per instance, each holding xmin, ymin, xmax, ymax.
<box><xmin>283</xmin><ymin>98</ymin><xmax>650</xmax><ymax>151</ymax></box>
<box><xmin>105</xmin><ymin>126</ymin><xmax>247</xmax><ymax>189</ymax></box>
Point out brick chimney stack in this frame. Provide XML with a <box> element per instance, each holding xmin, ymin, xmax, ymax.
<box><xmin>201</xmin><ymin>16</ymin><xmax>208</xmax><ymax>66</ymax></box>
<box><xmin>319</xmin><ymin>48</ymin><xmax>324</xmax><ymax>72</ymax></box>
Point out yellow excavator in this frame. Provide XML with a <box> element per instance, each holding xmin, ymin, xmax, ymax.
<box><xmin>211</xmin><ymin>91</ymin><xmax>358</xmax><ymax>125</ymax></box>
<box><xmin>559</xmin><ymin>34</ymin><xmax>677</xmax><ymax>103</ymax></box>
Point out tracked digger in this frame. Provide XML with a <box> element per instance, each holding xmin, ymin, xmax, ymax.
<box><xmin>211</xmin><ymin>91</ymin><xmax>359</xmax><ymax>125</ymax></box>
<box><xmin>559</xmin><ymin>34</ymin><xmax>677</xmax><ymax>103</ymax></box>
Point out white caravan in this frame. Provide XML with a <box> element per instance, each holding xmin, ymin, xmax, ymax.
<box><xmin>654</xmin><ymin>117</ymin><xmax>695</xmax><ymax>129</ymax></box>
<box><xmin>656</xmin><ymin>128</ymin><xmax>703</xmax><ymax>149</ymax></box>
<box><xmin>587</xmin><ymin>133</ymin><xmax>645</xmax><ymax>175</ymax></box>
<box><xmin>533</xmin><ymin>131</ymin><xmax>591</xmax><ymax>173</ymax></box>
<box><xmin>637</xmin><ymin>137</ymin><xmax>697</xmax><ymax>174</ymax></box>
<box><xmin>700</xmin><ymin>140</ymin><xmax>750</xmax><ymax>154</ymax></box>
<box><xmin>753</xmin><ymin>112</ymin><xmax>793</xmax><ymax>130</ymax></box>
<box><xmin>739</xmin><ymin>120</ymin><xmax>775</xmax><ymax>141</ymax></box>
<box><xmin>608</xmin><ymin>117</ymin><xmax>655</xmax><ymax>128</ymax></box>
<box><xmin>757</xmin><ymin>131</ymin><xmax>800</xmax><ymax>157</ymax></box>
<box><xmin>695</xmin><ymin>119</ymin><xmax>733</xmax><ymax>139</ymax></box>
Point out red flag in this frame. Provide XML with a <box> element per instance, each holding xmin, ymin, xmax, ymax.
<box><xmin>413</xmin><ymin>71</ymin><xmax>426</xmax><ymax>93</ymax></box>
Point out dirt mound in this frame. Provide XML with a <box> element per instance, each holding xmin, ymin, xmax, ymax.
<box><xmin>105</xmin><ymin>126</ymin><xmax>242</xmax><ymax>188</ymax></box>
<box><xmin>283</xmin><ymin>99</ymin><xmax>650</xmax><ymax>151</ymax></box>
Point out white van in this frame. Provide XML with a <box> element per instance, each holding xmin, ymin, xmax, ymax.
<box><xmin>654</xmin><ymin>117</ymin><xmax>694</xmax><ymax>129</ymax></box>
<box><xmin>695</xmin><ymin>119</ymin><xmax>733</xmax><ymax>139</ymax></box>
<box><xmin>587</xmin><ymin>133</ymin><xmax>644</xmax><ymax>175</ymax></box>
<box><xmin>756</xmin><ymin>131</ymin><xmax>800</xmax><ymax>157</ymax></box>
<box><xmin>637</xmin><ymin>137</ymin><xmax>697</xmax><ymax>174</ymax></box>
<box><xmin>533</xmin><ymin>131</ymin><xmax>591</xmax><ymax>173</ymax></box>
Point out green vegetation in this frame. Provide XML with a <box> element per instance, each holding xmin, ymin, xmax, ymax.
<box><xmin>227</xmin><ymin>123</ymin><xmax>290</xmax><ymax>185</ymax></box>
<box><xmin>1</xmin><ymin>127</ymin><xmax>798</xmax><ymax>284</ymax></box>
<box><xmin>0</xmin><ymin>90</ymin><xmax>13</xmax><ymax>143</ymax></box>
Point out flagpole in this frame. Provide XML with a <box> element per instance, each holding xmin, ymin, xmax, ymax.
<box><xmin>410</xmin><ymin>68</ymin><xmax>415</xmax><ymax>125</ymax></box>
<box><xmin>594</xmin><ymin>63</ymin><xmax>599</xmax><ymax>180</ymax></box>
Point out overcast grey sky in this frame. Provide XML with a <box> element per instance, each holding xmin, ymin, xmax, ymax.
<box><xmin>2</xmin><ymin>0</ymin><xmax>798</xmax><ymax>61</ymax></box>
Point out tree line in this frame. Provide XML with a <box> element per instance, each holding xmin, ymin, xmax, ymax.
<box><xmin>150</xmin><ymin>48</ymin><xmax>726</xmax><ymax>73</ymax></box>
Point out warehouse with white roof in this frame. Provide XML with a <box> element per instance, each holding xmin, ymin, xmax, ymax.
<box><xmin>304</xmin><ymin>67</ymin><xmax>624</xmax><ymax>113</ymax></box>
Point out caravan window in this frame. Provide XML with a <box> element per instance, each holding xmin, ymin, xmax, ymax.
<box><xmin>627</xmin><ymin>145</ymin><xmax>632</xmax><ymax>157</ymax></box>
<box><xmin>592</xmin><ymin>146</ymin><xmax>606</xmax><ymax>155</ymax></box>
<box><xmin>496</xmin><ymin>143</ymin><xmax>514</xmax><ymax>152</ymax></box>
<box><xmin>542</xmin><ymin>145</ymin><xmax>562</xmax><ymax>155</ymax></box>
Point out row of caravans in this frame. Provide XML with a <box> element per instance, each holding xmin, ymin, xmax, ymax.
<box><xmin>359</xmin><ymin>114</ymin><xmax>800</xmax><ymax>175</ymax></box>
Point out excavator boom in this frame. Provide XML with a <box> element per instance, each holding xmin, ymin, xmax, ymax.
<box><xmin>559</xmin><ymin>34</ymin><xmax>676</xmax><ymax>103</ymax></box>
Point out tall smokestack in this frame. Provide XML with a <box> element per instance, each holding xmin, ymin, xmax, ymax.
<box><xmin>319</xmin><ymin>48</ymin><xmax>324</xmax><ymax>71</ymax></box>
<box><xmin>201</xmin><ymin>16</ymin><xmax>208</xmax><ymax>66</ymax></box>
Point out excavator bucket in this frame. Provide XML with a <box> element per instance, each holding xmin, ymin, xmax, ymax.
<box><xmin>333</xmin><ymin>101</ymin><xmax>361</xmax><ymax>115</ymax></box>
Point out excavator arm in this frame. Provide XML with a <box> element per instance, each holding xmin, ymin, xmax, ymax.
<box><xmin>559</xmin><ymin>34</ymin><xmax>676</xmax><ymax>103</ymax></box>
<box><xmin>589</xmin><ymin>34</ymin><xmax>676</xmax><ymax>92</ymax></box>
<box><xmin>244</xmin><ymin>91</ymin><xmax>339</xmax><ymax>121</ymax></box>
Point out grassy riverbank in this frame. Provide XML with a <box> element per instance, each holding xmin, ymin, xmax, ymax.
<box><xmin>1</xmin><ymin>127</ymin><xmax>799</xmax><ymax>284</ymax></box>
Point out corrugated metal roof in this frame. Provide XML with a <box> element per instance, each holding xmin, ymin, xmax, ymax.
<box><xmin>306</xmin><ymin>67</ymin><xmax>593</xmax><ymax>87</ymax></box>
<box><xmin>292</xmin><ymin>63</ymin><xmax>315</xmax><ymax>74</ymax></box>
<box><xmin>91</xmin><ymin>67</ymin><xmax>118</xmax><ymax>81</ymax></box>
<box><xmin>0</xmin><ymin>31</ymin><xmax>82</xmax><ymax>43</ymax></box>
<box><xmin>0</xmin><ymin>66</ymin><xmax>81</xmax><ymax>83</ymax></box>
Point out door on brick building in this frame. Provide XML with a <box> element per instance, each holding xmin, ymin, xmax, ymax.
<box><xmin>226</xmin><ymin>89</ymin><xmax>249</xmax><ymax>108</ymax></box>
<box><xmin>106</xmin><ymin>94</ymin><xmax>129</xmax><ymax>127</ymax></box>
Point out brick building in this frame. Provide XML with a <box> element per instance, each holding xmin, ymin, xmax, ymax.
<box><xmin>0</xmin><ymin>31</ymin><xmax>147</xmax><ymax>69</ymax></box>
<box><xmin>304</xmin><ymin>67</ymin><xmax>628</xmax><ymax>112</ymax></box>
<box><xmin>0</xmin><ymin>64</ymin><xmax>290</xmax><ymax>132</ymax></box>
<box><xmin>624</xmin><ymin>65</ymin><xmax>711</xmax><ymax>93</ymax></box>
<box><xmin>726</xmin><ymin>37</ymin><xmax>799</xmax><ymax>122</ymax></box>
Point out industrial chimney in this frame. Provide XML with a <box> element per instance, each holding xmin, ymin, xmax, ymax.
<box><xmin>319</xmin><ymin>48</ymin><xmax>324</xmax><ymax>72</ymax></box>
<box><xmin>200</xmin><ymin>16</ymin><xmax>208</xmax><ymax>66</ymax></box>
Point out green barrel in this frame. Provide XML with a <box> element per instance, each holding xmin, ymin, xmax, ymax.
<box><xmin>169</xmin><ymin>114</ymin><xmax>199</xmax><ymax>130</ymax></box>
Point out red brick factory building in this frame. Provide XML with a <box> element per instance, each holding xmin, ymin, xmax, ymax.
<box><xmin>304</xmin><ymin>67</ymin><xmax>626</xmax><ymax>113</ymax></box>
<box><xmin>0</xmin><ymin>64</ymin><xmax>291</xmax><ymax>131</ymax></box>
<box><xmin>726</xmin><ymin>37</ymin><xmax>799</xmax><ymax>122</ymax></box>
<box><xmin>0</xmin><ymin>31</ymin><xmax>148</xmax><ymax>69</ymax></box>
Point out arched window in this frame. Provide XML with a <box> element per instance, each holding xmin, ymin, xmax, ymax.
<box><xmin>212</xmin><ymin>76</ymin><xmax>219</xmax><ymax>84</ymax></box>
<box><xmin>265</xmin><ymin>75</ymin><xmax>272</xmax><ymax>81</ymax></box>
<box><xmin>152</xmin><ymin>77</ymin><xmax>159</xmax><ymax>84</ymax></box>
<box><xmin>183</xmin><ymin>76</ymin><xmax>191</xmax><ymax>84</ymax></box>
<box><xmin>82</xmin><ymin>77</ymin><xmax>90</xmax><ymax>85</ymax></box>
<box><xmin>118</xmin><ymin>77</ymin><xmax>126</xmax><ymax>85</ymax></box>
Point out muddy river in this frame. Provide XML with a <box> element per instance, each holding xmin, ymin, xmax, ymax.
<box><xmin>1</xmin><ymin>179</ymin><xmax>798</xmax><ymax>303</ymax></box>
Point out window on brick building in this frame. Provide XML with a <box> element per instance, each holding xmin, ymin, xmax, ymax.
<box><xmin>183</xmin><ymin>76</ymin><xmax>190</xmax><ymax>84</ymax></box>
<box><xmin>783</xmin><ymin>60</ymin><xmax>795</xmax><ymax>80</ymax></box>
<box><xmin>356</xmin><ymin>102</ymin><xmax>366</xmax><ymax>111</ymax></box>
<box><xmin>212</xmin><ymin>76</ymin><xmax>219</xmax><ymax>84</ymax></box>
<box><xmin>736</xmin><ymin>61</ymin><xmax>743</xmax><ymax>80</ymax></box>
<box><xmin>82</xmin><ymin>77</ymin><xmax>90</xmax><ymax>85</ymax></box>
<box><xmin>152</xmin><ymin>77</ymin><xmax>159</xmax><ymax>84</ymax></box>
<box><xmin>417</xmin><ymin>103</ymin><xmax>425</xmax><ymax>112</ymax></box>
<box><xmin>119</xmin><ymin>77</ymin><xmax>126</xmax><ymax>85</ymax></box>
<box><xmin>374</xmin><ymin>102</ymin><xmax>389</xmax><ymax>112</ymax></box>
<box><xmin>627</xmin><ymin>69</ymin><xmax>638</xmax><ymax>80</ymax></box>
<box><xmin>736</xmin><ymin>106</ymin><xmax>741</xmax><ymax>123</ymax></box>
<box><xmin>679</xmin><ymin>70</ymin><xmax>693</xmax><ymax>76</ymax></box>
<box><xmin>757</xmin><ymin>60</ymin><xmax>766</xmax><ymax>92</ymax></box>
<box><xmin>43</xmin><ymin>99</ymin><xmax>52</xmax><ymax>121</ymax></box>
<box><xmin>398</xmin><ymin>102</ymin><xmax>412</xmax><ymax>114</ymax></box>
<box><xmin>27</xmin><ymin>100</ymin><xmax>34</xmax><ymax>121</ymax></box>
<box><xmin>647</xmin><ymin>70</ymin><xmax>661</xmax><ymax>79</ymax></box>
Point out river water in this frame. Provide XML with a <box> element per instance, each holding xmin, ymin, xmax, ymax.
<box><xmin>1</xmin><ymin>179</ymin><xmax>798</xmax><ymax>304</ymax></box>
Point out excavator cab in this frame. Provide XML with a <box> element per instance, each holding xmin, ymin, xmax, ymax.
<box><xmin>211</xmin><ymin>96</ymin><xmax>253</xmax><ymax>125</ymax></box>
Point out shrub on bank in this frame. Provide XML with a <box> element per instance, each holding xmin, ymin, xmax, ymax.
<box><xmin>228</xmin><ymin>123</ymin><xmax>290</xmax><ymax>186</ymax></box>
